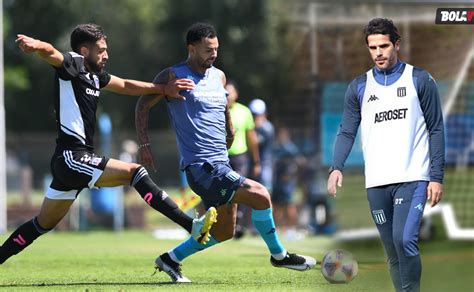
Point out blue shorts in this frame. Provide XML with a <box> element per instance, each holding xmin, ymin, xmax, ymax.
<box><xmin>185</xmin><ymin>162</ymin><xmax>246</xmax><ymax>208</ymax></box>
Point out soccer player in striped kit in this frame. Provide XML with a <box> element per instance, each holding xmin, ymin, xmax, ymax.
<box><xmin>0</xmin><ymin>24</ymin><xmax>217</xmax><ymax>266</ymax></box>
<box><xmin>327</xmin><ymin>18</ymin><xmax>445</xmax><ymax>292</ymax></box>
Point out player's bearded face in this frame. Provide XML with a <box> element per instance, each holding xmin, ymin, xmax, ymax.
<box><xmin>195</xmin><ymin>37</ymin><xmax>219</xmax><ymax>68</ymax></box>
<box><xmin>367</xmin><ymin>34</ymin><xmax>400</xmax><ymax>71</ymax></box>
<box><xmin>85</xmin><ymin>39</ymin><xmax>108</xmax><ymax>72</ymax></box>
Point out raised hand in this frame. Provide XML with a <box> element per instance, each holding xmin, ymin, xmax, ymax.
<box><xmin>164</xmin><ymin>78</ymin><xmax>195</xmax><ymax>101</ymax></box>
<box><xmin>16</xmin><ymin>34</ymin><xmax>42</xmax><ymax>53</ymax></box>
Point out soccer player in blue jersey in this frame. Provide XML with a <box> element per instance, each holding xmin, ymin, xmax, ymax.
<box><xmin>136</xmin><ymin>22</ymin><xmax>316</xmax><ymax>283</ymax></box>
<box><xmin>0</xmin><ymin>24</ymin><xmax>216</xmax><ymax>266</ymax></box>
<box><xmin>327</xmin><ymin>18</ymin><xmax>445</xmax><ymax>292</ymax></box>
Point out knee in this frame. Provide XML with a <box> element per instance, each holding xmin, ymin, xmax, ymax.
<box><xmin>393</xmin><ymin>233</ymin><xmax>419</xmax><ymax>257</ymax></box>
<box><xmin>402</xmin><ymin>237</ymin><xmax>419</xmax><ymax>257</ymax></box>
<box><xmin>130</xmin><ymin>163</ymin><xmax>142</xmax><ymax>174</ymax></box>
<box><xmin>253</xmin><ymin>185</ymin><xmax>272</xmax><ymax>209</ymax></box>
<box><xmin>392</xmin><ymin>232</ymin><xmax>404</xmax><ymax>250</ymax></box>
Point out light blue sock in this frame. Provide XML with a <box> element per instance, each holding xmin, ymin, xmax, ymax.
<box><xmin>252</xmin><ymin>208</ymin><xmax>285</xmax><ymax>255</ymax></box>
<box><xmin>170</xmin><ymin>236</ymin><xmax>220</xmax><ymax>262</ymax></box>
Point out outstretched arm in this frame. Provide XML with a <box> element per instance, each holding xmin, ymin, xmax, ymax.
<box><xmin>16</xmin><ymin>34</ymin><xmax>64</xmax><ymax>68</ymax></box>
<box><xmin>135</xmin><ymin>68</ymin><xmax>176</xmax><ymax>170</ymax></box>
<box><xmin>105</xmin><ymin>74</ymin><xmax>194</xmax><ymax>99</ymax></box>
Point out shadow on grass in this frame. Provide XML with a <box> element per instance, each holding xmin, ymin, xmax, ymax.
<box><xmin>0</xmin><ymin>278</ymin><xmax>308</xmax><ymax>288</ymax></box>
<box><xmin>0</xmin><ymin>280</ymin><xmax>244</xmax><ymax>288</ymax></box>
<box><xmin>0</xmin><ymin>282</ymin><xmax>178</xmax><ymax>288</ymax></box>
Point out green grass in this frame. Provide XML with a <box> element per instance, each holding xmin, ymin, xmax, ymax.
<box><xmin>0</xmin><ymin>231</ymin><xmax>472</xmax><ymax>291</ymax></box>
<box><xmin>333</xmin><ymin>167</ymin><xmax>474</xmax><ymax>229</ymax></box>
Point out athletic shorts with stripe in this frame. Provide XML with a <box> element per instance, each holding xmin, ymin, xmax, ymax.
<box><xmin>45</xmin><ymin>148</ymin><xmax>109</xmax><ymax>200</ymax></box>
<box><xmin>185</xmin><ymin>162</ymin><xmax>246</xmax><ymax>209</ymax></box>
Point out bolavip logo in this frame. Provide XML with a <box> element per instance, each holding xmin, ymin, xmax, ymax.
<box><xmin>436</xmin><ymin>8</ymin><xmax>474</xmax><ymax>24</ymax></box>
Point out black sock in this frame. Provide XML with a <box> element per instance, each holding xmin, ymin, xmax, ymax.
<box><xmin>131</xmin><ymin>166</ymin><xmax>193</xmax><ymax>233</ymax></box>
<box><xmin>0</xmin><ymin>217</ymin><xmax>50</xmax><ymax>264</ymax></box>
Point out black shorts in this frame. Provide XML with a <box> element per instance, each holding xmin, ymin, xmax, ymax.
<box><xmin>45</xmin><ymin>148</ymin><xmax>109</xmax><ymax>200</ymax></box>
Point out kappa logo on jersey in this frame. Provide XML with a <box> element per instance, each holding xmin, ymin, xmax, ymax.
<box><xmin>372</xmin><ymin>210</ymin><xmax>386</xmax><ymax>225</ymax></box>
<box><xmin>368</xmin><ymin>95</ymin><xmax>379</xmax><ymax>102</ymax></box>
<box><xmin>435</xmin><ymin>8</ymin><xmax>474</xmax><ymax>24</ymax></box>
<box><xmin>86</xmin><ymin>88</ymin><xmax>100</xmax><ymax>97</ymax></box>
<box><xmin>397</xmin><ymin>87</ymin><xmax>406</xmax><ymax>97</ymax></box>
<box><xmin>374</xmin><ymin>108</ymin><xmax>408</xmax><ymax>124</ymax></box>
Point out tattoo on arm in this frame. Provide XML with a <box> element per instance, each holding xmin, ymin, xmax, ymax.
<box><xmin>225</xmin><ymin>104</ymin><xmax>235</xmax><ymax>137</ymax></box>
<box><xmin>135</xmin><ymin>68</ymin><xmax>175</xmax><ymax>143</ymax></box>
<box><xmin>154</xmin><ymin>67</ymin><xmax>175</xmax><ymax>84</ymax></box>
<box><xmin>241</xmin><ymin>182</ymin><xmax>252</xmax><ymax>189</ymax></box>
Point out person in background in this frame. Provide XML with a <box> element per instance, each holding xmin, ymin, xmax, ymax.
<box><xmin>249</xmin><ymin>99</ymin><xmax>274</xmax><ymax>192</ymax></box>
<box><xmin>272</xmin><ymin>126</ymin><xmax>300</xmax><ymax>239</ymax></box>
<box><xmin>226</xmin><ymin>81</ymin><xmax>261</xmax><ymax>238</ymax></box>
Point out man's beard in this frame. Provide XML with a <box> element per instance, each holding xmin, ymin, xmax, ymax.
<box><xmin>86</xmin><ymin>58</ymin><xmax>104</xmax><ymax>73</ymax></box>
<box><xmin>200</xmin><ymin>57</ymin><xmax>214</xmax><ymax>69</ymax></box>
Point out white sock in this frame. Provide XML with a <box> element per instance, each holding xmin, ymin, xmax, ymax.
<box><xmin>271</xmin><ymin>250</ymin><xmax>288</xmax><ymax>261</ymax></box>
<box><xmin>168</xmin><ymin>251</ymin><xmax>181</xmax><ymax>263</ymax></box>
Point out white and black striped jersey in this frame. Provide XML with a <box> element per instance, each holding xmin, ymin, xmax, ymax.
<box><xmin>54</xmin><ymin>52</ymin><xmax>111</xmax><ymax>150</ymax></box>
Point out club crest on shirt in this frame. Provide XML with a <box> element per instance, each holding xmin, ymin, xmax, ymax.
<box><xmin>397</xmin><ymin>87</ymin><xmax>406</xmax><ymax>97</ymax></box>
<box><xmin>93</xmin><ymin>75</ymin><xmax>100</xmax><ymax>89</ymax></box>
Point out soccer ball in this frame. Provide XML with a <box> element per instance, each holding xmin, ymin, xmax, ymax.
<box><xmin>321</xmin><ymin>249</ymin><xmax>358</xmax><ymax>284</ymax></box>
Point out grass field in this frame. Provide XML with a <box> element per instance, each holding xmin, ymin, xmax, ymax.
<box><xmin>332</xmin><ymin>167</ymin><xmax>474</xmax><ymax>229</ymax></box>
<box><xmin>2</xmin><ymin>167</ymin><xmax>473</xmax><ymax>291</ymax></box>
<box><xmin>0</xmin><ymin>231</ymin><xmax>472</xmax><ymax>291</ymax></box>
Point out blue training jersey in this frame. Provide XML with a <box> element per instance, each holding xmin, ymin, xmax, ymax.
<box><xmin>167</xmin><ymin>62</ymin><xmax>229</xmax><ymax>169</ymax></box>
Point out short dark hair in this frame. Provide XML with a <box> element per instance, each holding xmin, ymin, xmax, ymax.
<box><xmin>70</xmin><ymin>23</ymin><xmax>107</xmax><ymax>53</ymax></box>
<box><xmin>364</xmin><ymin>18</ymin><xmax>400</xmax><ymax>45</ymax></box>
<box><xmin>186</xmin><ymin>23</ymin><xmax>217</xmax><ymax>46</ymax></box>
